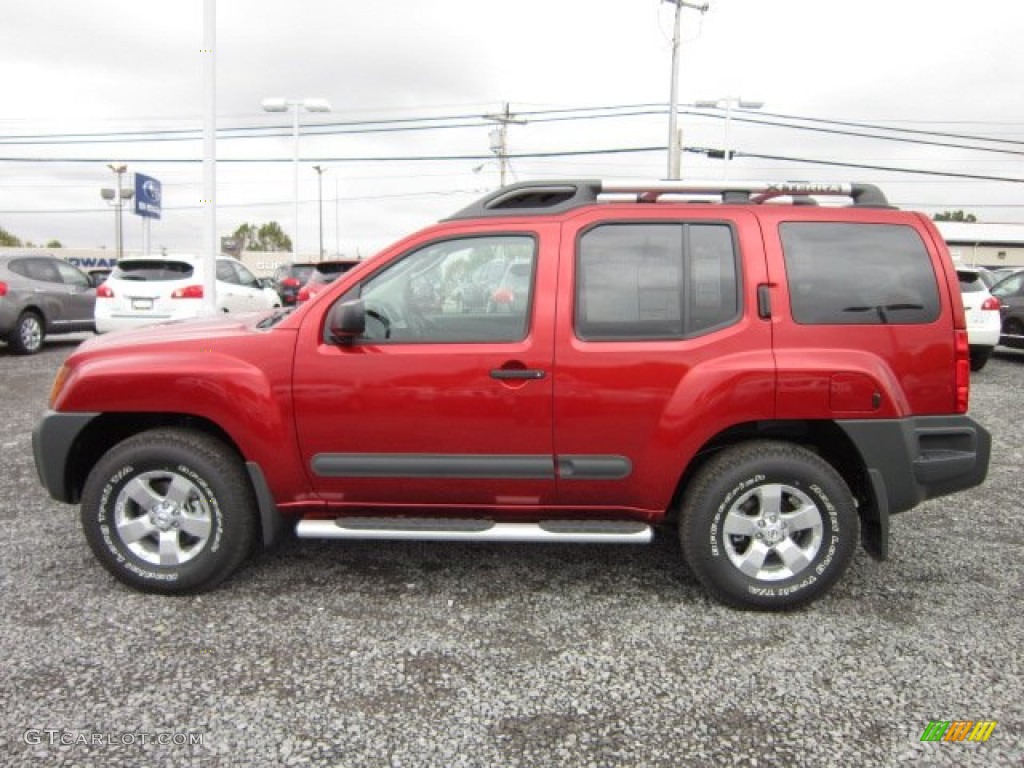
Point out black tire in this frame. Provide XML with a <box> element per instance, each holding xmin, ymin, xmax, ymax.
<box><xmin>1001</xmin><ymin>319</ymin><xmax>1024</xmax><ymax>350</ymax></box>
<box><xmin>970</xmin><ymin>347</ymin><xmax>991</xmax><ymax>372</ymax></box>
<box><xmin>680</xmin><ymin>441</ymin><xmax>858</xmax><ymax>611</ymax></box>
<box><xmin>79</xmin><ymin>428</ymin><xmax>257</xmax><ymax>594</ymax></box>
<box><xmin>8</xmin><ymin>311</ymin><xmax>45</xmax><ymax>355</ymax></box>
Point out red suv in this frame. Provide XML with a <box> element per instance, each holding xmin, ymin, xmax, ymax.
<box><xmin>33</xmin><ymin>180</ymin><xmax>990</xmax><ymax>610</ymax></box>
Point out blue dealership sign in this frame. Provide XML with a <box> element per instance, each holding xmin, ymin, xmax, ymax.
<box><xmin>134</xmin><ymin>173</ymin><xmax>162</xmax><ymax>219</ymax></box>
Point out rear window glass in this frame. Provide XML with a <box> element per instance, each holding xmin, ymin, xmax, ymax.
<box><xmin>292</xmin><ymin>265</ymin><xmax>315</xmax><ymax>282</ymax></box>
<box><xmin>112</xmin><ymin>260</ymin><xmax>194</xmax><ymax>281</ymax></box>
<box><xmin>957</xmin><ymin>270</ymin><xmax>985</xmax><ymax>293</ymax></box>
<box><xmin>780</xmin><ymin>223</ymin><xmax>940</xmax><ymax>325</ymax></box>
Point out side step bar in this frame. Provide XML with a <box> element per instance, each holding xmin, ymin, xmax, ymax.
<box><xmin>295</xmin><ymin>517</ymin><xmax>652</xmax><ymax>544</ymax></box>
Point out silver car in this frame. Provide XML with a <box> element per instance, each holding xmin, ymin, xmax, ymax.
<box><xmin>0</xmin><ymin>254</ymin><xmax>96</xmax><ymax>354</ymax></box>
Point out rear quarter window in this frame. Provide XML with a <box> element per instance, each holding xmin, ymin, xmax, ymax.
<box><xmin>780</xmin><ymin>222</ymin><xmax>940</xmax><ymax>325</ymax></box>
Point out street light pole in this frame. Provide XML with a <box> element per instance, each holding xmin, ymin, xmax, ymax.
<box><xmin>664</xmin><ymin>0</ymin><xmax>709</xmax><ymax>180</ymax></box>
<box><xmin>261</xmin><ymin>97</ymin><xmax>331</xmax><ymax>261</ymax></box>
<box><xmin>101</xmin><ymin>163</ymin><xmax>133</xmax><ymax>261</ymax></box>
<box><xmin>312</xmin><ymin>165</ymin><xmax>325</xmax><ymax>261</ymax></box>
<box><xmin>694</xmin><ymin>96</ymin><xmax>765</xmax><ymax>178</ymax></box>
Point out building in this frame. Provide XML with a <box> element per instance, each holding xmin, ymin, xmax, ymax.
<box><xmin>934</xmin><ymin>222</ymin><xmax>1024</xmax><ymax>268</ymax></box>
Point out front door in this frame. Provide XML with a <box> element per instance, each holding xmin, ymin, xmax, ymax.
<box><xmin>293</xmin><ymin>227</ymin><xmax>558</xmax><ymax>512</ymax></box>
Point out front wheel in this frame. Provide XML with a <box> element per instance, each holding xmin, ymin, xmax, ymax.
<box><xmin>79</xmin><ymin>428</ymin><xmax>257</xmax><ymax>594</ymax></box>
<box><xmin>680</xmin><ymin>441</ymin><xmax>858</xmax><ymax>611</ymax></box>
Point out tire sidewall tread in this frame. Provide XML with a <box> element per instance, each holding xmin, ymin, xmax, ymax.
<box><xmin>680</xmin><ymin>440</ymin><xmax>859</xmax><ymax>611</ymax></box>
<box><xmin>10</xmin><ymin>311</ymin><xmax>44</xmax><ymax>355</ymax></box>
<box><xmin>80</xmin><ymin>428</ymin><xmax>255</xmax><ymax>594</ymax></box>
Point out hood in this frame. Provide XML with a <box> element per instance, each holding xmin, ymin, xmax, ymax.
<box><xmin>80</xmin><ymin>311</ymin><xmax>281</xmax><ymax>352</ymax></box>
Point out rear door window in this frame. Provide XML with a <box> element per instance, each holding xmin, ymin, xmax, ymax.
<box><xmin>575</xmin><ymin>222</ymin><xmax>739</xmax><ymax>340</ymax></box>
<box><xmin>780</xmin><ymin>223</ymin><xmax>940</xmax><ymax>325</ymax></box>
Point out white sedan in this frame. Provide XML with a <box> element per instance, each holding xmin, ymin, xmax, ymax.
<box><xmin>95</xmin><ymin>254</ymin><xmax>281</xmax><ymax>333</ymax></box>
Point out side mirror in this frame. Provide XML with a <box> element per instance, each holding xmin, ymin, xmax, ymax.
<box><xmin>327</xmin><ymin>299</ymin><xmax>366</xmax><ymax>343</ymax></box>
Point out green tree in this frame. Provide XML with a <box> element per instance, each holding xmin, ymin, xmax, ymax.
<box><xmin>46</xmin><ymin>239</ymin><xmax>63</xmax><ymax>248</ymax></box>
<box><xmin>230</xmin><ymin>222</ymin><xmax>292</xmax><ymax>252</ymax></box>
<box><xmin>934</xmin><ymin>210</ymin><xmax>977</xmax><ymax>223</ymax></box>
<box><xmin>0</xmin><ymin>225</ymin><xmax>22</xmax><ymax>247</ymax></box>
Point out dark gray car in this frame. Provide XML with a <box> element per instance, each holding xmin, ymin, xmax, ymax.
<box><xmin>0</xmin><ymin>254</ymin><xmax>96</xmax><ymax>354</ymax></box>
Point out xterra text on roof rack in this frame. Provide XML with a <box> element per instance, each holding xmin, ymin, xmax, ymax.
<box><xmin>33</xmin><ymin>180</ymin><xmax>990</xmax><ymax>610</ymax></box>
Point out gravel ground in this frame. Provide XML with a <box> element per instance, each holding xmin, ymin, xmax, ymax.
<box><xmin>1</xmin><ymin>335</ymin><xmax>1021</xmax><ymax>767</ymax></box>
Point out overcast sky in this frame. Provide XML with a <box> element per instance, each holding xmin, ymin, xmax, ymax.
<box><xmin>1</xmin><ymin>0</ymin><xmax>1022</xmax><ymax>258</ymax></box>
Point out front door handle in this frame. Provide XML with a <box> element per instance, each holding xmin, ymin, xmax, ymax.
<box><xmin>490</xmin><ymin>368</ymin><xmax>546</xmax><ymax>381</ymax></box>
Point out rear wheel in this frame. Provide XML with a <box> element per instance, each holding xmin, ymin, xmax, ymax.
<box><xmin>8</xmin><ymin>311</ymin><xmax>44</xmax><ymax>355</ymax></box>
<box><xmin>1002</xmin><ymin>318</ymin><xmax>1024</xmax><ymax>350</ymax></box>
<box><xmin>680</xmin><ymin>441</ymin><xmax>858</xmax><ymax>611</ymax></box>
<box><xmin>79</xmin><ymin>428</ymin><xmax>257</xmax><ymax>593</ymax></box>
<box><xmin>970</xmin><ymin>347</ymin><xmax>992</xmax><ymax>372</ymax></box>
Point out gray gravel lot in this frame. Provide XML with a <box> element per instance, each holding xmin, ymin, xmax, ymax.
<box><xmin>1</xmin><ymin>335</ymin><xmax>1021</xmax><ymax>767</ymax></box>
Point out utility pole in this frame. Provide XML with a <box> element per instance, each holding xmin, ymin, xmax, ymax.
<box><xmin>485</xmin><ymin>103</ymin><xmax>526</xmax><ymax>187</ymax></box>
<box><xmin>665</xmin><ymin>0</ymin><xmax>710</xmax><ymax>180</ymax></box>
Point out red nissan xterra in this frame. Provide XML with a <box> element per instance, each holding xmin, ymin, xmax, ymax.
<box><xmin>33</xmin><ymin>180</ymin><xmax>990</xmax><ymax>610</ymax></box>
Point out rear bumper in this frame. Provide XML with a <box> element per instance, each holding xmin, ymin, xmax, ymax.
<box><xmin>837</xmin><ymin>415</ymin><xmax>991</xmax><ymax>516</ymax></box>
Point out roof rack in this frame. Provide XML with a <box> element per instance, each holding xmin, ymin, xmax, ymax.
<box><xmin>446</xmin><ymin>179</ymin><xmax>893</xmax><ymax>220</ymax></box>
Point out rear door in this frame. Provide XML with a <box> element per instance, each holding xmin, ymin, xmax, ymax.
<box><xmin>52</xmin><ymin>259</ymin><xmax>96</xmax><ymax>330</ymax></box>
<box><xmin>215</xmin><ymin>259</ymin><xmax>250</xmax><ymax>312</ymax></box>
<box><xmin>552</xmin><ymin>208</ymin><xmax>774</xmax><ymax>515</ymax></box>
<box><xmin>292</xmin><ymin>223</ymin><xmax>559</xmax><ymax>511</ymax></box>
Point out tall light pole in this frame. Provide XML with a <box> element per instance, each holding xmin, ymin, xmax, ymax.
<box><xmin>202</xmin><ymin>0</ymin><xmax>217</xmax><ymax>314</ymax></box>
<box><xmin>694</xmin><ymin>96</ymin><xmax>764</xmax><ymax>178</ymax></box>
<box><xmin>664</xmin><ymin>0</ymin><xmax>709</xmax><ymax>180</ymax></box>
<box><xmin>312</xmin><ymin>165</ymin><xmax>326</xmax><ymax>261</ymax></box>
<box><xmin>261</xmin><ymin>97</ymin><xmax>331</xmax><ymax>261</ymax></box>
<box><xmin>100</xmin><ymin>163</ymin><xmax>133</xmax><ymax>261</ymax></box>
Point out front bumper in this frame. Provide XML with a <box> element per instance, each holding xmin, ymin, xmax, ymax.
<box><xmin>33</xmin><ymin>410</ymin><xmax>99</xmax><ymax>503</ymax></box>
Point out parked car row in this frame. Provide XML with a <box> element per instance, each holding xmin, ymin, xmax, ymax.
<box><xmin>1</xmin><ymin>253</ymin><xmax>283</xmax><ymax>354</ymax></box>
<box><xmin>5</xmin><ymin>252</ymin><xmax>1024</xmax><ymax>358</ymax></box>
<box><xmin>95</xmin><ymin>254</ymin><xmax>280</xmax><ymax>333</ymax></box>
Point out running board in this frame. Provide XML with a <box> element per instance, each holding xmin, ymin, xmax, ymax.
<box><xmin>295</xmin><ymin>517</ymin><xmax>652</xmax><ymax>544</ymax></box>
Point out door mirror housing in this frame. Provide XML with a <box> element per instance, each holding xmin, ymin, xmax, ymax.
<box><xmin>327</xmin><ymin>299</ymin><xmax>366</xmax><ymax>343</ymax></box>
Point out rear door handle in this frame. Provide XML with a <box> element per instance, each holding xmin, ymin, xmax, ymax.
<box><xmin>490</xmin><ymin>369</ymin><xmax>546</xmax><ymax>380</ymax></box>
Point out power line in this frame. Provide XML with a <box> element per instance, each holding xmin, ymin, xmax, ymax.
<box><xmin>690</xmin><ymin>111</ymin><xmax>1024</xmax><ymax>158</ymax></box>
<box><xmin>720</xmin><ymin>148</ymin><xmax>1024</xmax><ymax>184</ymax></box>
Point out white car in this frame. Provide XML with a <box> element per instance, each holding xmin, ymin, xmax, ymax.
<box><xmin>95</xmin><ymin>254</ymin><xmax>281</xmax><ymax>333</ymax></box>
<box><xmin>957</xmin><ymin>266</ymin><xmax>1001</xmax><ymax>371</ymax></box>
